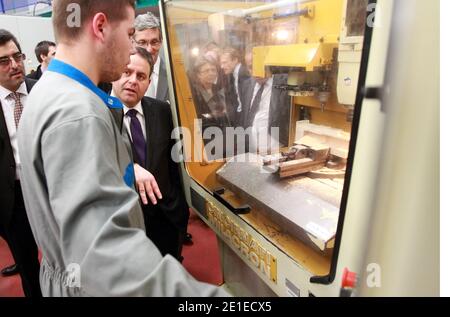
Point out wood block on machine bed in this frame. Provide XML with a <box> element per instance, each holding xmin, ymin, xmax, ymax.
<box><xmin>279</xmin><ymin>158</ymin><xmax>326</xmax><ymax>178</ymax></box>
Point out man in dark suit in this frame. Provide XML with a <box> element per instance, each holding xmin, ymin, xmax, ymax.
<box><xmin>26</xmin><ymin>40</ymin><xmax>56</xmax><ymax>81</ymax></box>
<box><xmin>132</xmin><ymin>12</ymin><xmax>193</xmax><ymax>244</ymax></box>
<box><xmin>112</xmin><ymin>47</ymin><xmax>189</xmax><ymax>261</ymax></box>
<box><xmin>0</xmin><ymin>29</ymin><xmax>42</xmax><ymax>297</ymax></box>
<box><xmin>133</xmin><ymin>12</ymin><xmax>169</xmax><ymax>103</ymax></box>
<box><xmin>220</xmin><ymin>47</ymin><xmax>251</xmax><ymax>128</ymax></box>
<box><xmin>242</xmin><ymin>72</ymin><xmax>291</xmax><ymax>153</ymax></box>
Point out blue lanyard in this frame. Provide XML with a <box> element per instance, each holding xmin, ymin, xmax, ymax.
<box><xmin>47</xmin><ymin>59</ymin><xmax>123</xmax><ymax>109</ymax></box>
<box><xmin>48</xmin><ymin>59</ymin><xmax>135</xmax><ymax>188</ymax></box>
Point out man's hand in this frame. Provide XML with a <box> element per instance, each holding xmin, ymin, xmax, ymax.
<box><xmin>134</xmin><ymin>164</ymin><xmax>162</xmax><ymax>205</ymax></box>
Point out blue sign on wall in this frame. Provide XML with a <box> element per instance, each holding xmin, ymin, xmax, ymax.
<box><xmin>0</xmin><ymin>0</ymin><xmax>156</xmax><ymax>14</ymax></box>
<box><xmin>0</xmin><ymin>0</ymin><xmax>51</xmax><ymax>13</ymax></box>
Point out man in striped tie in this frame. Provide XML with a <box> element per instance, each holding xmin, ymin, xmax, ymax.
<box><xmin>0</xmin><ymin>29</ymin><xmax>41</xmax><ymax>297</ymax></box>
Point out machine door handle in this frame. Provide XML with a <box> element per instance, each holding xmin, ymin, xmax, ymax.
<box><xmin>362</xmin><ymin>85</ymin><xmax>390</xmax><ymax>112</ymax></box>
<box><xmin>310</xmin><ymin>275</ymin><xmax>331</xmax><ymax>285</ymax></box>
<box><xmin>213</xmin><ymin>187</ymin><xmax>251</xmax><ymax>215</ymax></box>
<box><xmin>363</xmin><ymin>86</ymin><xmax>383</xmax><ymax>99</ymax></box>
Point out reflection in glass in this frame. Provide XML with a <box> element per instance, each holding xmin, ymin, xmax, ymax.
<box><xmin>164</xmin><ymin>0</ymin><xmax>368</xmax><ymax>276</ymax></box>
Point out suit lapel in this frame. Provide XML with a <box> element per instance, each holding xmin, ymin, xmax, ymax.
<box><xmin>0</xmin><ymin>80</ymin><xmax>36</xmax><ymax>167</ymax></box>
<box><xmin>25</xmin><ymin>78</ymin><xmax>37</xmax><ymax>92</ymax></box>
<box><xmin>0</xmin><ymin>101</ymin><xmax>15</xmax><ymax>167</ymax></box>
<box><xmin>156</xmin><ymin>59</ymin><xmax>168</xmax><ymax>102</ymax></box>
<box><xmin>238</xmin><ymin>66</ymin><xmax>250</xmax><ymax>100</ymax></box>
<box><xmin>142</xmin><ymin>97</ymin><xmax>157</xmax><ymax>170</ymax></box>
<box><xmin>243</xmin><ymin>78</ymin><xmax>257</xmax><ymax>128</ymax></box>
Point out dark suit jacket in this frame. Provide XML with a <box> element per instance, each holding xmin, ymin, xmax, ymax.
<box><xmin>242</xmin><ymin>74</ymin><xmax>291</xmax><ymax>147</ymax></box>
<box><xmin>138</xmin><ymin>97</ymin><xmax>188</xmax><ymax>230</ymax></box>
<box><xmin>0</xmin><ymin>78</ymin><xmax>37</xmax><ymax>226</ymax></box>
<box><xmin>224</xmin><ymin>64</ymin><xmax>251</xmax><ymax>127</ymax></box>
<box><xmin>110</xmin><ymin>96</ymin><xmax>189</xmax><ymax>231</ymax></box>
<box><xmin>26</xmin><ymin>65</ymin><xmax>43</xmax><ymax>81</ymax></box>
<box><xmin>156</xmin><ymin>58</ymin><xmax>170</xmax><ymax>103</ymax></box>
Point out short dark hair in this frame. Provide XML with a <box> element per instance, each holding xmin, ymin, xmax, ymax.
<box><xmin>134</xmin><ymin>47</ymin><xmax>154</xmax><ymax>78</ymax></box>
<box><xmin>35</xmin><ymin>41</ymin><xmax>56</xmax><ymax>63</ymax></box>
<box><xmin>53</xmin><ymin>0</ymin><xmax>135</xmax><ymax>44</ymax></box>
<box><xmin>0</xmin><ymin>29</ymin><xmax>22</xmax><ymax>53</ymax></box>
<box><xmin>222</xmin><ymin>47</ymin><xmax>241</xmax><ymax>62</ymax></box>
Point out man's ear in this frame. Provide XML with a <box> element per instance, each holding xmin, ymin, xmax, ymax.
<box><xmin>91</xmin><ymin>12</ymin><xmax>108</xmax><ymax>42</ymax></box>
<box><xmin>40</xmin><ymin>53</ymin><xmax>46</xmax><ymax>62</ymax></box>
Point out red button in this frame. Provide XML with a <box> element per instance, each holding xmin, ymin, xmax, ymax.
<box><xmin>342</xmin><ymin>267</ymin><xmax>357</xmax><ymax>288</ymax></box>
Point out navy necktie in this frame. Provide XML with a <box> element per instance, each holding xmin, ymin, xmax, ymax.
<box><xmin>126</xmin><ymin>109</ymin><xmax>146</xmax><ymax>166</ymax></box>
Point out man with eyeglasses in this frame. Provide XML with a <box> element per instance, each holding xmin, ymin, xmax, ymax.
<box><xmin>133</xmin><ymin>12</ymin><xmax>169</xmax><ymax>103</ymax></box>
<box><xmin>0</xmin><ymin>29</ymin><xmax>41</xmax><ymax>297</ymax></box>
<box><xmin>133</xmin><ymin>12</ymin><xmax>193</xmax><ymax>246</ymax></box>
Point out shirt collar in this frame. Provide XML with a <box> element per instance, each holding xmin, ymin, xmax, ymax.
<box><xmin>48</xmin><ymin>59</ymin><xmax>123</xmax><ymax>109</ymax></box>
<box><xmin>0</xmin><ymin>81</ymin><xmax>28</xmax><ymax>101</ymax></box>
<box><xmin>255</xmin><ymin>76</ymin><xmax>273</xmax><ymax>90</ymax></box>
<box><xmin>123</xmin><ymin>101</ymin><xmax>144</xmax><ymax>117</ymax></box>
<box><xmin>153</xmin><ymin>56</ymin><xmax>161</xmax><ymax>76</ymax></box>
<box><xmin>110</xmin><ymin>90</ymin><xmax>144</xmax><ymax>116</ymax></box>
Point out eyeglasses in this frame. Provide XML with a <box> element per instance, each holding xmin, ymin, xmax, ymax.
<box><xmin>133</xmin><ymin>39</ymin><xmax>162</xmax><ymax>49</ymax></box>
<box><xmin>0</xmin><ymin>52</ymin><xmax>26</xmax><ymax>67</ymax></box>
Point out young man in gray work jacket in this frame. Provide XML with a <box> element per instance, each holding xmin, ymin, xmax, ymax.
<box><xmin>17</xmin><ymin>0</ymin><xmax>227</xmax><ymax>297</ymax></box>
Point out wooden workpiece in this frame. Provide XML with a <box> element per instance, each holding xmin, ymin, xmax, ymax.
<box><xmin>279</xmin><ymin>158</ymin><xmax>326</xmax><ymax>178</ymax></box>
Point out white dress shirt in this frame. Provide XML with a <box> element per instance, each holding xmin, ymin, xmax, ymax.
<box><xmin>248</xmin><ymin>77</ymin><xmax>279</xmax><ymax>153</ymax></box>
<box><xmin>0</xmin><ymin>82</ymin><xmax>28</xmax><ymax>179</ymax></box>
<box><xmin>145</xmin><ymin>56</ymin><xmax>161</xmax><ymax>99</ymax></box>
<box><xmin>233</xmin><ymin>63</ymin><xmax>243</xmax><ymax>112</ymax></box>
<box><xmin>110</xmin><ymin>90</ymin><xmax>147</xmax><ymax>142</ymax></box>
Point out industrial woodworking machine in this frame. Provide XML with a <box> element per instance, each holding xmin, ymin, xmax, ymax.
<box><xmin>158</xmin><ymin>0</ymin><xmax>438</xmax><ymax>296</ymax></box>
